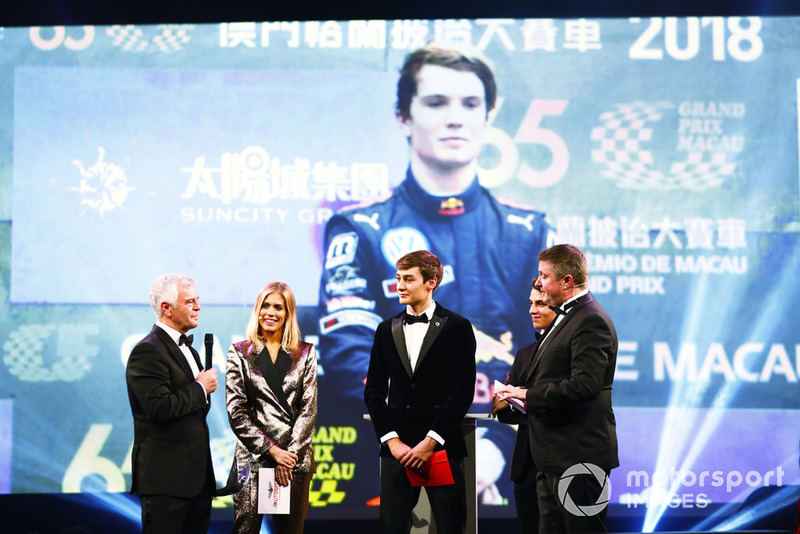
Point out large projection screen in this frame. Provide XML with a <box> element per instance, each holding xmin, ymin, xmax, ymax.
<box><xmin>1</xmin><ymin>16</ymin><xmax>799</xmax><ymax>531</ymax></box>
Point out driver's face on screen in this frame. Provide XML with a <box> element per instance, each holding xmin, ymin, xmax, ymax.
<box><xmin>401</xmin><ymin>64</ymin><xmax>488</xmax><ymax>173</ymax></box>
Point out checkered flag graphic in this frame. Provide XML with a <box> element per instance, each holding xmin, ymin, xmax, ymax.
<box><xmin>106</xmin><ymin>25</ymin><xmax>192</xmax><ymax>53</ymax></box>
<box><xmin>3</xmin><ymin>324</ymin><xmax>91</xmax><ymax>381</ymax></box>
<box><xmin>590</xmin><ymin>101</ymin><xmax>736</xmax><ymax>190</ymax></box>
<box><xmin>308</xmin><ymin>479</ymin><xmax>346</xmax><ymax>506</ymax></box>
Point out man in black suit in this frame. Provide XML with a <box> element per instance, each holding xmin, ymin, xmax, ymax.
<box><xmin>364</xmin><ymin>250</ymin><xmax>477</xmax><ymax>534</ymax></box>
<box><xmin>493</xmin><ymin>284</ymin><xmax>557</xmax><ymax>533</ymax></box>
<box><xmin>126</xmin><ymin>273</ymin><xmax>219</xmax><ymax>534</ymax></box>
<box><xmin>496</xmin><ymin>244</ymin><xmax>619</xmax><ymax>534</ymax></box>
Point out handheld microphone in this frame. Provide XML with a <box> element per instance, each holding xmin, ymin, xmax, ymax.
<box><xmin>204</xmin><ymin>333</ymin><xmax>213</xmax><ymax>370</ymax></box>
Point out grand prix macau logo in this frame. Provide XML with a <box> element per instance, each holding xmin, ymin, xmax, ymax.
<box><xmin>590</xmin><ymin>101</ymin><xmax>745</xmax><ymax>191</ymax></box>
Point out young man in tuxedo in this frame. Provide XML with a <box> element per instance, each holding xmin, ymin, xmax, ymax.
<box><xmin>319</xmin><ymin>42</ymin><xmax>553</xmax><ymax>503</ymax></box>
<box><xmin>125</xmin><ymin>273</ymin><xmax>219</xmax><ymax>534</ymax></box>
<box><xmin>364</xmin><ymin>250</ymin><xmax>477</xmax><ymax>534</ymax></box>
<box><xmin>495</xmin><ymin>244</ymin><xmax>619</xmax><ymax>534</ymax></box>
<box><xmin>493</xmin><ymin>284</ymin><xmax>557</xmax><ymax>533</ymax></box>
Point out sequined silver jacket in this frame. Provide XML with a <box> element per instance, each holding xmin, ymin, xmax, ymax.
<box><xmin>226</xmin><ymin>339</ymin><xmax>317</xmax><ymax>473</ymax></box>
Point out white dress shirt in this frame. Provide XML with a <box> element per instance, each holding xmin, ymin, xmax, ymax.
<box><xmin>156</xmin><ymin>321</ymin><xmax>207</xmax><ymax>396</ymax></box>
<box><xmin>403</xmin><ymin>300</ymin><xmax>436</xmax><ymax>371</ymax></box>
<box><xmin>380</xmin><ymin>301</ymin><xmax>444</xmax><ymax>447</ymax></box>
<box><xmin>541</xmin><ymin>288</ymin><xmax>589</xmax><ymax>344</ymax></box>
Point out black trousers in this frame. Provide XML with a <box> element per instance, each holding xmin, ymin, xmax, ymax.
<box><xmin>536</xmin><ymin>468</ymin><xmax>609</xmax><ymax>534</ymax></box>
<box><xmin>513</xmin><ymin>464</ymin><xmax>539</xmax><ymax>534</ymax></box>
<box><xmin>139</xmin><ymin>462</ymin><xmax>215</xmax><ymax>534</ymax></box>
<box><xmin>379</xmin><ymin>456</ymin><xmax>466</xmax><ymax>534</ymax></box>
<box><xmin>140</xmin><ymin>489</ymin><xmax>212</xmax><ymax>534</ymax></box>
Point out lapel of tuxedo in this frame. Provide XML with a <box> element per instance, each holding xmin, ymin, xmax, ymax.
<box><xmin>254</xmin><ymin>346</ymin><xmax>294</xmax><ymax>420</ymax></box>
<box><xmin>391</xmin><ymin>315</ymin><xmax>413</xmax><ymax>377</ymax></box>
<box><xmin>188</xmin><ymin>346</ymin><xmax>202</xmax><ymax>371</ymax></box>
<box><xmin>153</xmin><ymin>326</ymin><xmax>195</xmax><ymax>380</ymax></box>
<box><xmin>528</xmin><ymin>329</ymin><xmax>558</xmax><ymax>377</ymax></box>
<box><xmin>414</xmin><ymin>310</ymin><xmax>447</xmax><ymax>372</ymax></box>
<box><xmin>521</xmin><ymin>342</ymin><xmax>538</xmax><ymax>386</ymax></box>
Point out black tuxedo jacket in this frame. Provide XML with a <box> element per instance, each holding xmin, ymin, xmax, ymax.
<box><xmin>126</xmin><ymin>325</ymin><xmax>213</xmax><ymax>497</ymax></box>
<box><xmin>497</xmin><ymin>341</ymin><xmax>537</xmax><ymax>482</ymax></box>
<box><xmin>524</xmin><ymin>292</ymin><xmax>619</xmax><ymax>473</ymax></box>
<box><xmin>364</xmin><ymin>303</ymin><xmax>477</xmax><ymax>459</ymax></box>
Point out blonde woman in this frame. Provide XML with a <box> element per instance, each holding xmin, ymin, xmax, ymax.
<box><xmin>226</xmin><ymin>282</ymin><xmax>317</xmax><ymax>534</ymax></box>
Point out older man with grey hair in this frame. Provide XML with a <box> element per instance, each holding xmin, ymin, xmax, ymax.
<box><xmin>126</xmin><ymin>273</ymin><xmax>218</xmax><ymax>534</ymax></box>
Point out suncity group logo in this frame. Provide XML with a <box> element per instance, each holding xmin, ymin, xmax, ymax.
<box><xmin>70</xmin><ymin>147</ymin><xmax>134</xmax><ymax>217</ymax></box>
<box><xmin>558</xmin><ymin>462</ymin><xmax>611</xmax><ymax>517</ymax></box>
<box><xmin>590</xmin><ymin>101</ymin><xmax>745</xmax><ymax>191</ymax></box>
<box><xmin>106</xmin><ymin>24</ymin><xmax>194</xmax><ymax>53</ymax></box>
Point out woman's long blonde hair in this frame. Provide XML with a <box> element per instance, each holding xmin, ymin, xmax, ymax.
<box><xmin>245</xmin><ymin>281</ymin><xmax>301</xmax><ymax>353</ymax></box>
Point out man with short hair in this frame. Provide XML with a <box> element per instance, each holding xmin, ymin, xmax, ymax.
<box><xmin>365</xmin><ymin>250</ymin><xmax>476</xmax><ymax>534</ymax></box>
<box><xmin>319</xmin><ymin>41</ymin><xmax>553</xmax><ymax>503</ymax></box>
<box><xmin>126</xmin><ymin>273</ymin><xmax>218</xmax><ymax>534</ymax></box>
<box><xmin>493</xmin><ymin>283</ymin><xmax>558</xmax><ymax>533</ymax></box>
<box><xmin>496</xmin><ymin>244</ymin><xmax>619</xmax><ymax>534</ymax></box>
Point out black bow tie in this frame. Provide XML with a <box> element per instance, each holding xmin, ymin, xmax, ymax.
<box><xmin>179</xmin><ymin>334</ymin><xmax>194</xmax><ymax>346</ymax></box>
<box><xmin>549</xmin><ymin>300</ymin><xmax>577</xmax><ymax>316</ymax></box>
<box><xmin>403</xmin><ymin>313</ymin><xmax>429</xmax><ymax>325</ymax></box>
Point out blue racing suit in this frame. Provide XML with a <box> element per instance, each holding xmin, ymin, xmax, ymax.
<box><xmin>318</xmin><ymin>168</ymin><xmax>554</xmax><ymax>503</ymax></box>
